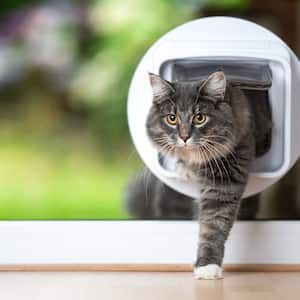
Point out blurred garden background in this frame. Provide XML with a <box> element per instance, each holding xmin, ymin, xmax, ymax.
<box><xmin>1</xmin><ymin>0</ymin><xmax>300</xmax><ymax>219</ymax></box>
<box><xmin>0</xmin><ymin>0</ymin><xmax>201</xmax><ymax>219</ymax></box>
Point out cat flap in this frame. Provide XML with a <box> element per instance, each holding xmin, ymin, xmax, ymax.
<box><xmin>158</xmin><ymin>58</ymin><xmax>273</xmax><ymax>174</ymax></box>
<box><xmin>160</xmin><ymin>59</ymin><xmax>272</xmax><ymax>91</ymax></box>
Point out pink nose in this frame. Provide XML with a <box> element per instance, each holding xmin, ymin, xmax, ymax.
<box><xmin>181</xmin><ymin>135</ymin><xmax>190</xmax><ymax>143</ymax></box>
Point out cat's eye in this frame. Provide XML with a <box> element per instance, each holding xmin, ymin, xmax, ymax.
<box><xmin>166</xmin><ymin>114</ymin><xmax>178</xmax><ymax>125</ymax></box>
<box><xmin>193</xmin><ymin>113</ymin><xmax>206</xmax><ymax>125</ymax></box>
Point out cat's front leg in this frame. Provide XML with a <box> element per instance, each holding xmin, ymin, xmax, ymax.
<box><xmin>194</xmin><ymin>189</ymin><xmax>242</xmax><ymax>280</ymax></box>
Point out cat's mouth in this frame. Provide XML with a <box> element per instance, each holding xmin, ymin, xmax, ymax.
<box><xmin>156</xmin><ymin>140</ymin><xmax>212</xmax><ymax>165</ymax></box>
<box><xmin>155</xmin><ymin>138</ymin><xmax>220</xmax><ymax>165</ymax></box>
<box><xmin>176</xmin><ymin>137</ymin><xmax>193</xmax><ymax>148</ymax></box>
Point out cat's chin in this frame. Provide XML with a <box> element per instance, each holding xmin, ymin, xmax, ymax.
<box><xmin>175</xmin><ymin>146</ymin><xmax>193</xmax><ymax>155</ymax></box>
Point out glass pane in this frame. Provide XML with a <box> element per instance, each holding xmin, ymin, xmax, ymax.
<box><xmin>0</xmin><ymin>0</ymin><xmax>300</xmax><ymax>221</ymax></box>
<box><xmin>161</xmin><ymin>58</ymin><xmax>272</xmax><ymax>89</ymax></box>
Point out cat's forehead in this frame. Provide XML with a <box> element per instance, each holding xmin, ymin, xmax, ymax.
<box><xmin>173</xmin><ymin>81</ymin><xmax>198</xmax><ymax>96</ymax></box>
<box><xmin>172</xmin><ymin>81</ymin><xmax>208</xmax><ymax>111</ymax></box>
<box><xmin>173</xmin><ymin>82</ymin><xmax>197</xmax><ymax>104</ymax></box>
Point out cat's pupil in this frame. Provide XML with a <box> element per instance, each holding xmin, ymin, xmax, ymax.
<box><xmin>169</xmin><ymin>114</ymin><xmax>176</xmax><ymax>121</ymax></box>
<box><xmin>196</xmin><ymin>114</ymin><xmax>202</xmax><ymax>120</ymax></box>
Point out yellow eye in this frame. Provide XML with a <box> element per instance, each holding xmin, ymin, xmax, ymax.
<box><xmin>166</xmin><ymin>114</ymin><xmax>178</xmax><ymax>125</ymax></box>
<box><xmin>193</xmin><ymin>113</ymin><xmax>206</xmax><ymax>125</ymax></box>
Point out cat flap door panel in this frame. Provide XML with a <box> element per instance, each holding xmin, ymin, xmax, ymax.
<box><xmin>160</xmin><ymin>58</ymin><xmax>272</xmax><ymax>90</ymax></box>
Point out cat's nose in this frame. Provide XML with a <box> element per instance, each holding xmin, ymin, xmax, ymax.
<box><xmin>180</xmin><ymin>135</ymin><xmax>190</xmax><ymax>143</ymax></box>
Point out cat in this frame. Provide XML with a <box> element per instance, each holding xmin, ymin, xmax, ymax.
<box><xmin>125</xmin><ymin>71</ymin><xmax>272</xmax><ymax>279</ymax></box>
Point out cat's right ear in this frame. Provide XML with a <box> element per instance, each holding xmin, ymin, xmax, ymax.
<box><xmin>199</xmin><ymin>71</ymin><xmax>226</xmax><ymax>101</ymax></box>
<box><xmin>148</xmin><ymin>73</ymin><xmax>175</xmax><ymax>102</ymax></box>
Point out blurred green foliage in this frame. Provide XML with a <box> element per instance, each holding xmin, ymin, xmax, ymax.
<box><xmin>0</xmin><ymin>0</ymin><xmax>39</xmax><ymax>14</ymax></box>
<box><xmin>0</xmin><ymin>0</ymin><xmax>195</xmax><ymax>219</ymax></box>
<box><xmin>0</xmin><ymin>130</ymin><xmax>135</xmax><ymax>219</ymax></box>
<box><xmin>206</xmin><ymin>0</ymin><xmax>249</xmax><ymax>10</ymax></box>
<box><xmin>70</xmin><ymin>0</ymin><xmax>195</xmax><ymax>149</ymax></box>
<box><xmin>0</xmin><ymin>0</ymin><xmax>247</xmax><ymax>219</ymax></box>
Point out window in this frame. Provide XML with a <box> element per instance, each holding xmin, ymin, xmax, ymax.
<box><xmin>0</xmin><ymin>0</ymin><xmax>299</xmax><ymax>268</ymax></box>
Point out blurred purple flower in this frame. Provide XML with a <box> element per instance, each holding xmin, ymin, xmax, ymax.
<box><xmin>0</xmin><ymin>0</ymin><xmax>88</xmax><ymax>89</ymax></box>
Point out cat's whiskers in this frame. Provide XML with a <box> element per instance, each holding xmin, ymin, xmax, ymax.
<box><xmin>159</xmin><ymin>143</ymin><xmax>174</xmax><ymax>157</ymax></box>
<box><xmin>202</xmin><ymin>141</ymin><xmax>233</xmax><ymax>190</ymax></box>
<box><xmin>196</xmin><ymin>145</ymin><xmax>208</xmax><ymax>184</ymax></box>
<box><xmin>201</xmin><ymin>142</ymin><xmax>223</xmax><ymax>189</ymax></box>
<box><xmin>199</xmin><ymin>143</ymin><xmax>216</xmax><ymax>190</ymax></box>
<box><xmin>201</xmin><ymin>136</ymin><xmax>240</xmax><ymax>169</ymax></box>
<box><xmin>152</xmin><ymin>136</ymin><xmax>176</xmax><ymax>156</ymax></box>
<box><xmin>151</xmin><ymin>132</ymin><xmax>239</xmax><ymax>192</ymax></box>
<box><xmin>212</xmin><ymin>141</ymin><xmax>240</xmax><ymax>170</ymax></box>
<box><xmin>201</xmin><ymin>137</ymin><xmax>235</xmax><ymax>165</ymax></box>
<box><xmin>194</xmin><ymin>146</ymin><xmax>209</xmax><ymax>190</ymax></box>
<box><xmin>199</xmin><ymin>146</ymin><xmax>208</xmax><ymax>183</ymax></box>
<box><xmin>201</xmin><ymin>135</ymin><xmax>235</xmax><ymax>152</ymax></box>
<box><xmin>210</xmin><ymin>145</ymin><xmax>232</xmax><ymax>188</ymax></box>
<box><xmin>142</xmin><ymin>168</ymin><xmax>151</xmax><ymax>206</ymax></box>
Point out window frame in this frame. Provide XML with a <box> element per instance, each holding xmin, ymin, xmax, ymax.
<box><xmin>0</xmin><ymin>220</ymin><xmax>299</xmax><ymax>267</ymax></box>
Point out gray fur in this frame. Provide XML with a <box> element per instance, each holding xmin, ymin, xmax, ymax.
<box><xmin>124</xmin><ymin>170</ymin><xmax>195</xmax><ymax>219</ymax></box>
<box><xmin>125</xmin><ymin>71</ymin><xmax>271</xmax><ymax>269</ymax></box>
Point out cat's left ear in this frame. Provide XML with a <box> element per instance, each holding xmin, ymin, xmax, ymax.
<box><xmin>199</xmin><ymin>71</ymin><xmax>226</xmax><ymax>101</ymax></box>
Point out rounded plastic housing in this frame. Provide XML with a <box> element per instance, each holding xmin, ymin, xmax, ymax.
<box><xmin>127</xmin><ymin>17</ymin><xmax>300</xmax><ymax>198</ymax></box>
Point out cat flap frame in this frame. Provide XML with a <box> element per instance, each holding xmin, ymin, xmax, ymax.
<box><xmin>127</xmin><ymin>17</ymin><xmax>300</xmax><ymax>199</ymax></box>
<box><xmin>1</xmin><ymin>221</ymin><xmax>300</xmax><ymax>268</ymax></box>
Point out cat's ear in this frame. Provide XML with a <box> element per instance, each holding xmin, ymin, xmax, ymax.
<box><xmin>148</xmin><ymin>73</ymin><xmax>175</xmax><ymax>102</ymax></box>
<box><xmin>199</xmin><ymin>71</ymin><xmax>226</xmax><ymax>101</ymax></box>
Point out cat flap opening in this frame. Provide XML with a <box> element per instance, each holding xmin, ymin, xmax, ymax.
<box><xmin>160</xmin><ymin>58</ymin><xmax>272</xmax><ymax>90</ymax></box>
<box><xmin>159</xmin><ymin>58</ymin><xmax>274</xmax><ymax>173</ymax></box>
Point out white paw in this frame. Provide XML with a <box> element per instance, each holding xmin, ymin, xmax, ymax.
<box><xmin>194</xmin><ymin>264</ymin><xmax>223</xmax><ymax>280</ymax></box>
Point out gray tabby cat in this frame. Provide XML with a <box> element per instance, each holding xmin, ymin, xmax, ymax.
<box><xmin>125</xmin><ymin>71</ymin><xmax>271</xmax><ymax>279</ymax></box>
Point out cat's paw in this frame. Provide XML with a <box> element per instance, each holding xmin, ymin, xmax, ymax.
<box><xmin>193</xmin><ymin>264</ymin><xmax>223</xmax><ymax>280</ymax></box>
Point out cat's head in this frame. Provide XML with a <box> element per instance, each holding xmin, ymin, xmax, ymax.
<box><xmin>146</xmin><ymin>71</ymin><xmax>237</xmax><ymax>164</ymax></box>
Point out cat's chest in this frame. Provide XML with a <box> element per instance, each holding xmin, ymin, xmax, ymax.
<box><xmin>176</xmin><ymin>161</ymin><xmax>209</xmax><ymax>198</ymax></box>
<box><xmin>176</xmin><ymin>160</ymin><xmax>205</xmax><ymax>182</ymax></box>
